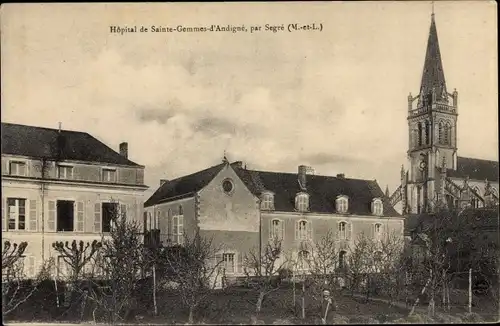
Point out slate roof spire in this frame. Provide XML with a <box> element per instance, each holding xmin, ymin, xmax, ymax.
<box><xmin>418</xmin><ymin>10</ymin><xmax>447</xmax><ymax>107</ymax></box>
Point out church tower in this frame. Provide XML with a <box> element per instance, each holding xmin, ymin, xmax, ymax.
<box><xmin>406</xmin><ymin>12</ymin><xmax>459</xmax><ymax>214</ymax></box>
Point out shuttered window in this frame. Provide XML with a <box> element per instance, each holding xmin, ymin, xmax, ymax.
<box><xmin>29</xmin><ymin>200</ymin><xmax>38</xmax><ymax>231</ymax></box>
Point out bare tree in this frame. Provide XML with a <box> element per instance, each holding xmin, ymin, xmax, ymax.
<box><xmin>304</xmin><ymin>231</ymin><xmax>340</xmax><ymax>319</ymax></box>
<box><xmin>243</xmin><ymin>236</ymin><xmax>288</xmax><ymax>315</ymax></box>
<box><xmin>2</xmin><ymin>241</ymin><xmax>51</xmax><ymax>317</ymax></box>
<box><xmin>161</xmin><ymin>230</ymin><xmax>224</xmax><ymax>324</ymax></box>
<box><xmin>345</xmin><ymin>233</ymin><xmax>375</xmax><ymax>297</ymax></box>
<box><xmin>83</xmin><ymin>206</ymin><xmax>144</xmax><ymax>324</ymax></box>
<box><xmin>52</xmin><ymin>239</ymin><xmax>102</xmax><ymax>316</ymax></box>
<box><xmin>407</xmin><ymin>207</ymin><xmax>464</xmax><ymax>317</ymax></box>
<box><xmin>373</xmin><ymin>231</ymin><xmax>406</xmax><ymax>305</ymax></box>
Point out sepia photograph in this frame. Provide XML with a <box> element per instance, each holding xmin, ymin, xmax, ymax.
<box><xmin>1</xmin><ymin>1</ymin><xmax>498</xmax><ymax>325</ymax></box>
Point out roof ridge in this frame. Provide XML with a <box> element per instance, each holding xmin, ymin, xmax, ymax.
<box><xmin>245</xmin><ymin>168</ymin><xmax>374</xmax><ymax>182</ymax></box>
<box><xmin>457</xmin><ymin>156</ymin><xmax>499</xmax><ymax>163</ymax></box>
<box><xmin>1</xmin><ymin>122</ymin><xmax>87</xmax><ymax>135</ymax></box>
<box><xmin>163</xmin><ymin>162</ymin><xmax>225</xmax><ymax>184</ymax></box>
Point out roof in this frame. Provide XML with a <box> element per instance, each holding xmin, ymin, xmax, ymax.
<box><xmin>447</xmin><ymin>156</ymin><xmax>499</xmax><ymax>182</ymax></box>
<box><xmin>1</xmin><ymin>122</ymin><xmax>141</xmax><ymax>167</ymax></box>
<box><xmin>145</xmin><ymin>161</ymin><xmax>400</xmax><ymax>217</ymax></box>
<box><xmin>419</xmin><ymin>14</ymin><xmax>447</xmax><ymax>101</ymax></box>
<box><xmin>144</xmin><ymin>162</ymin><xmax>238</xmax><ymax>207</ymax></box>
<box><xmin>405</xmin><ymin>206</ymin><xmax>500</xmax><ymax>235</ymax></box>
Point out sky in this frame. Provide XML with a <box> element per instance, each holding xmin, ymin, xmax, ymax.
<box><xmin>1</xmin><ymin>2</ymin><xmax>497</xmax><ymax>201</ymax></box>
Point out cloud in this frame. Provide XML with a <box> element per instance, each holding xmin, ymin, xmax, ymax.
<box><xmin>301</xmin><ymin>152</ymin><xmax>366</xmax><ymax>166</ymax></box>
<box><xmin>136</xmin><ymin>107</ymin><xmax>178</xmax><ymax>124</ymax></box>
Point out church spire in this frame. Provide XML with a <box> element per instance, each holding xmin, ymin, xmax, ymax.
<box><xmin>418</xmin><ymin>10</ymin><xmax>447</xmax><ymax>106</ymax></box>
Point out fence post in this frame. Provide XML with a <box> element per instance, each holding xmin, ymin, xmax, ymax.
<box><xmin>468</xmin><ymin>268</ymin><xmax>472</xmax><ymax>313</ymax></box>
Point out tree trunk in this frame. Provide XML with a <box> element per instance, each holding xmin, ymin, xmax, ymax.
<box><xmin>188</xmin><ymin>305</ymin><xmax>195</xmax><ymax>324</ymax></box>
<box><xmin>256</xmin><ymin>291</ymin><xmax>265</xmax><ymax>313</ymax></box>
<box><xmin>153</xmin><ymin>264</ymin><xmax>157</xmax><ymax>316</ymax></box>
<box><xmin>301</xmin><ymin>280</ymin><xmax>305</xmax><ymax>319</ymax></box>
<box><xmin>365</xmin><ymin>274</ymin><xmax>370</xmax><ymax>302</ymax></box>
<box><xmin>428</xmin><ymin>275</ymin><xmax>435</xmax><ymax>317</ymax></box>
<box><xmin>409</xmin><ymin>275</ymin><xmax>432</xmax><ymax>316</ymax></box>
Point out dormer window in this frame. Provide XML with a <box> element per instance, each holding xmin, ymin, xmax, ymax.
<box><xmin>336</xmin><ymin>196</ymin><xmax>349</xmax><ymax>214</ymax></box>
<box><xmin>371</xmin><ymin>198</ymin><xmax>384</xmax><ymax>216</ymax></box>
<box><xmin>9</xmin><ymin>161</ymin><xmax>26</xmax><ymax>176</ymax></box>
<box><xmin>102</xmin><ymin>168</ymin><xmax>116</xmax><ymax>183</ymax></box>
<box><xmin>261</xmin><ymin>192</ymin><xmax>275</xmax><ymax>210</ymax></box>
<box><xmin>295</xmin><ymin>193</ymin><xmax>309</xmax><ymax>212</ymax></box>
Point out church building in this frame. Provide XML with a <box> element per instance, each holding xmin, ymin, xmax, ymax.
<box><xmin>389</xmin><ymin>12</ymin><xmax>499</xmax><ymax>214</ymax></box>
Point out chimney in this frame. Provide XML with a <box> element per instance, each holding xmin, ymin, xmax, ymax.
<box><xmin>58</xmin><ymin>122</ymin><xmax>62</xmax><ymax>133</ymax></box>
<box><xmin>336</xmin><ymin>173</ymin><xmax>345</xmax><ymax>179</ymax></box>
<box><xmin>119</xmin><ymin>142</ymin><xmax>128</xmax><ymax>159</ymax></box>
<box><xmin>160</xmin><ymin>179</ymin><xmax>168</xmax><ymax>186</ymax></box>
<box><xmin>298</xmin><ymin>165</ymin><xmax>307</xmax><ymax>190</ymax></box>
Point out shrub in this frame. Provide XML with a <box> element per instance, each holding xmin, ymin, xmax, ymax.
<box><xmin>459</xmin><ymin>312</ymin><xmax>484</xmax><ymax>323</ymax></box>
<box><xmin>330</xmin><ymin>314</ymin><xmax>349</xmax><ymax>324</ymax></box>
<box><xmin>433</xmin><ymin>312</ymin><xmax>463</xmax><ymax>323</ymax></box>
<box><xmin>350</xmin><ymin>315</ymin><xmax>380</xmax><ymax>324</ymax></box>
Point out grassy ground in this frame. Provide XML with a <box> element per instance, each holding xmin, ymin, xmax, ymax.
<box><xmin>5</xmin><ymin>286</ymin><xmax>498</xmax><ymax>324</ymax></box>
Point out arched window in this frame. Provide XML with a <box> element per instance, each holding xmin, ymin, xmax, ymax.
<box><xmin>418</xmin><ymin>123</ymin><xmax>423</xmax><ymax>146</ymax></box>
<box><xmin>371</xmin><ymin>198</ymin><xmax>383</xmax><ymax>216</ymax></box>
<box><xmin>438</xmin><ymin>122</ymin><xmax>443</xmax><ymax>144</ymax></box>
<box><xmin>295</xmin><ymin>219</ymin><xmax>312</xmax><ymax>241</ymax></box>
<box><xmin>444</xmin><ymin>123</ymin><xmax>450</xmax><ymax>145</ymax></box>
<box><xmin>338</xmin><ymin>221</ymin><xmax>347</xmax><ymax>240</ymax></box>
<box><xmin>261</xmin><ymin>193</ymin><xmax>275</xmax><ymax>210</ymax></box>
<box><xmin>425</xmin><ymin>120</ymin><xmax>430</xmax><ymax>145</ymax></box>
<box><xmin>339</xmin><ymin>250</ymin><xmax>347</xmax><ymax>269</ymax></box>
<box><xmin>295</xmin><ymin>193</ymin><xmax>309</xmax><ymax>212</ymax></box>
<box><xmin>270</xmin><ymin>219</ymin><xmax>284</xmax><ymax>240</ymax></box>
<box><xmin>298</xmin><ymin>250</ymin><xmax>309</xmax><ymax>271</ymax></box>
<box><xmin>373</xmin><ymin>223</ymin><xmax>382</xmax><ymax>239</ymax></box>
<box><xmin>336</xmin><ymin>196</ymin><xmax>349</xmax><ymax>213</ymax></box>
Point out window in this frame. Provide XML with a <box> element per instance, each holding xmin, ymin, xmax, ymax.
<box><xmin>295</xmin><ymin>193</ymin><xmax>309</xmax><ymax>212</ymax></box>
<box><xmin>425</xmin><ymin>120</ymin><xmax>430</xmax><ymax>145</ymax></box>
<box><xmin>57</xmin><ymin>256</ymin><xmax>69</xmax><ymax>279</ymax></box>
<box><xmin>373</xmin><ymin>251</ymin><xmax>383</xmax><ymax>272</ymax></box>
<box><xmin>295</xmin><ymin>219</ymin><xmax>311</xmax><ymax>241</ymax></box>
<box><xmin>438</xmin><ymin>122</ymin><xmax>443</xmax><ymax>144</ymax></box>
<box><xmin>297</xmin><ymin>250</ymin><xmax>309</xmax><ymax>271</ymax></box>
<box><xmin>57</xmin><ymin>165</ymin><xmax>73</xmax><ymax>179</ymax></box>
<box><xmin>372</xmin><ymin>199</ymin><xmax>383</xmax><ymax>216</ymax></box>
<box><xmin>338</xmin><ymin>221</ymin><xmax>347</xmax><ymax>240</ymax></box>
<box><xmin>173</xmin><ymin>207</ymin><xmax>184</xmax><ymax>245</ymax></box>
<box><xmin>7</xmin><ymin>198</ymin><xmax>26</xmax><ymax>231</ymax></box>
<box><xmin>222</xmin><ymin>253</ymin><xmax>235</xmax><ymax>274</ymax></box>
<box><xmin>418</xmin><ymin>123</ymin><xmax>423</xmax><ymax>146</ymax></box>
<box><xmin>339</xmin><ymin>251</ymin><xmax>347</xmax><ymax>269</ymax></box>
<box><xmin>57</xmin><ymin>200</ymin><xmax>75</xmax><ymax>232</ymax></box>
<box><xmin>9</xmin><ymin>161</ymin><xmax>26</xmax><ymax>176</ymax></box>
<box><xmin>270</xmin><ymin>219</ymin><xmax>284</xmax><ymax>240</ymax></box>
<box><xmin>336</xmin><ymin>196</ymin><xmax>348</xmax><ymax>213</ymax></box>
<box><xmin>222</xmin><ymin>179</ymin><xmax>234</xmax><ymax>195</ymax></box>
<box><xmin>261</xmin><ymin>193</ymin><xmax>274</xmax><ymax>210</ymax></box>
<box><xmin>102</xmin><ymin>202</ymin><xmax>118</xmax><ymax>233</ymax></box>
<box><xmin>102</xmin><ymin>169</ymin><xmax>116</xmax><ymax>183</ymax></box>
<box><xmin>374</xmin><ymin>223</ymin><xmax>382</xmax><ymax>240</ymax></box>
<box><xmin>443</xmin><ymin>123</ymin><xmax>450</xmax><ymax>145</ymax></box>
